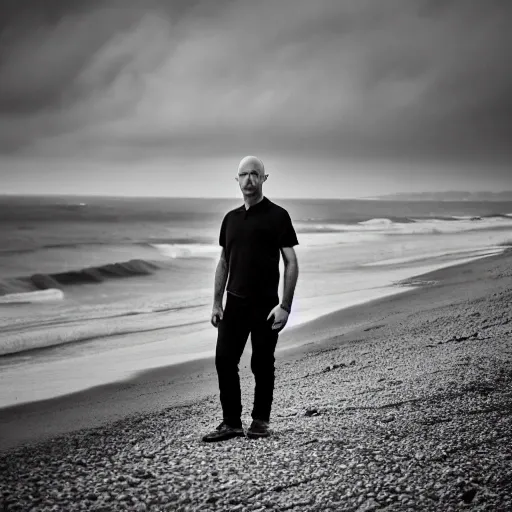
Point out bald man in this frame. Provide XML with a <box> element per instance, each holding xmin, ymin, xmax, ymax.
<box><xmin>202</xmin><ymin>156</ymin><xmax>299</xmax><ymax>442</ymax></box>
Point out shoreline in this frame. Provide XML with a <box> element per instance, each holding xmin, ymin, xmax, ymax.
<box><xmin>0</xmin><ymin>248</ymin><xmax>510</xmax><ymax>453</ymax></box>
<box><xmin>0</xmin><ymin>245</ymin><xmax>504</xmax><ymax>365</ymax></box>
<box><xmin>1</xmin><ymin>248</ymin><xmax>511</xmax><ymax>510</ymax></box>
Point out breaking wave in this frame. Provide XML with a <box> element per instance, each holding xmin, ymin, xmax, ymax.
<box><xmin>0</xmin><ymin>289</ymin><xmax>65</xmax><ymax>304</ymax></box>
<box><xmin>296</xmin><ymin>214</ymin><xmax>512</xmax><ymax>236</ymax></box>
<box><xmin>0</xmin><ymin>259</ymin><xmax>164</xmax><ymax>297</ymax></box>
<box><xmin>149</xmin><ymin>243</ymin><xmax>220</xmax><ymax>259</ymax></box>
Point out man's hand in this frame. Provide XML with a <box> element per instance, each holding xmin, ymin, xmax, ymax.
<box><xmin>211</xmin><ymin>304</ymin><xmax>224</xmax><ymax>328</ymax></box>
<box><xmin>267</xmin><ymin>305</ymin><xmax>289</xmax><ymax>331</ymax></box>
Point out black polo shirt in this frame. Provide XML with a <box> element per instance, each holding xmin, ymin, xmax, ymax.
<box><xmin>219</xmin><ymin>196</ymin><xmax>299</xmax><ymax>299</ymax></box>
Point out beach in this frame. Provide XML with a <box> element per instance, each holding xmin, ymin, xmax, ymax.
<box><xmin>1</xmin><ymin>247</ymin><xmax>511</xmax><ymax>511</ymax></box>
<box><xmin>3</xmin><ymin>1</ymin><xmax>512</xmax><ymax>509</ymax></box>
<box><xmin>2</xmin><ymin>196</ymin><xmax>512</xmax><ymax>410</ymax></box>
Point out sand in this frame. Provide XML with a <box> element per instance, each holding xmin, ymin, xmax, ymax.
<box><xmin>1</xmin><ymin>250</ymin><xmax>511</xmax><ymax>510</ymax></box>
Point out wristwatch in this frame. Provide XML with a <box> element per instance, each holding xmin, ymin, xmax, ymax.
<box><xmin>279</xmin><ymin>303</ymin><xmax>291</xmax><ymax>314</ymax></box>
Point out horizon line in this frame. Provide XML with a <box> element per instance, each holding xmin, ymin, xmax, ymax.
<box><xmin>1</xmin><ymin>191</ymin><xmax>512</xmax><ymax>201</ymax></box>
<box><xmin>0</xmin><ymin>192</ymin><xmax>376</xmax><ymax>201</ymax></box>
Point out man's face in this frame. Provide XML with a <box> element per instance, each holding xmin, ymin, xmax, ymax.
<box><xmin>236</xmin><ymin>165</ymin><xmax>265</xmax><ymax>196</ymax></box>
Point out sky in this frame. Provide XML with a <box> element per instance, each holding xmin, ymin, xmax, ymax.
<box><xmin>0</xmin><ymin>0</ymin><xmax>511</xmax><ymax>199</ymax></box>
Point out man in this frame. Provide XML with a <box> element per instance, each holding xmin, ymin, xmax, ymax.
<box><xmin>202</xmin><ymin>156</ymin><xmax>299</xmax><ymax>442</ymax></box>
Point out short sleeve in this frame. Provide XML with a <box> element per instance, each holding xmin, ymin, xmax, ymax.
<box><xmin>279</xmin><ymin>211</ymin><xmax>299</xmax><ymax>248</ymax></box>
<box><xmin>219</xmin><ymin>214</ymin><xmax>227</xmax><ymax>248</ymax></box>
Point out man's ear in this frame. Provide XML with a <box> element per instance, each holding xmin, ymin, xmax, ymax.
<box><xmin>264</xmin><ymin>174</ymin><xmax>269</xmax><ymax>181</ymax></box>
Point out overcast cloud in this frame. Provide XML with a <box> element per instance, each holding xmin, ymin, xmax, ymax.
<box><xmin>0</xmin><ymin>0</ymin><xmax>511</xmax><ymax>197</ymax></box>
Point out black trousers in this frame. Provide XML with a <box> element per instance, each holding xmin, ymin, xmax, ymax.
<box><xmin>215</xmin><ymin>292</ymin><xmax>280</xmax><ymax>426</ymax></box>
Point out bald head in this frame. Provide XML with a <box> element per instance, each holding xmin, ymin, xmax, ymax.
<box><xmin>238</xmin><ymin>155</ymin><xmax>265</xmax><ymax>175</ymax></box>
<box><xmin>236</xmin><ymin>155</ymin><xmax>268</xmax><ymax>197</ymax></box>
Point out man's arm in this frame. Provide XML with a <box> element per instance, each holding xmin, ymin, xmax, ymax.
<box><xmin>280</xmin><ymin>246</ymin><xmax>299</xmax><ymax>311</ymax></box>
<box><xmin>213</xmin><ymin>248</ymin><xmax>229</xmax><ymax>307</ymax></box>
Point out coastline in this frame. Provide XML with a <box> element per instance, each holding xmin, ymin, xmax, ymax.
<box><xmin>0</xmin><ymin>247</ymin><xmax>506</xmax><ymax>408</ymax></box>
<box><xmin>1</xmin><ymin>249</ymin><xmax>511</xmax><ymax>509</ymax></box>
<box><xmin>0</xmin><ymin>249</ymin><xmax>510</xmax><ymax>451</ymax></box>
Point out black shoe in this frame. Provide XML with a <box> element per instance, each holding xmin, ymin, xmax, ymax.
<box><xmin>202</xmin><ymin>422</ymin><xmax>245</xmax><ymax>443</ymax></box>
<box><xmin>247</xmin><ymin>419</ymin><xmax>270</xmax><ymax>439</ymax></box>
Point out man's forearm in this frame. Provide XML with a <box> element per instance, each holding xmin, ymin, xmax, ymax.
<box><xmin>213</xmin><ymin>260</ymin><xmax>229</xmax><ymax>306</ymax></box>
<box><xmin>281</xmin><ymin>261</ymin><xmax>299</xmax><ymax>311</ymax></box>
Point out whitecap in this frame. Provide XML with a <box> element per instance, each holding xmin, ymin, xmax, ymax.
<box><xmin>151</xmin><ymin>243</ymin><xmax>220</xmax><ymax>259</ymax></box>
<box><xmin>0</xmin><ymin>289</ymin><xmax>64</xmax><ymax>304</ymax></box>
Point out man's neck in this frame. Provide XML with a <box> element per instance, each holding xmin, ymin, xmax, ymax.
<box><xmin>243</xmin><ymin>194</ymin><xmax>264</xmax><ymax>210</ymax></box>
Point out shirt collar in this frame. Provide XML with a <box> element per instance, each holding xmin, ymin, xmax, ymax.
<box><xmin>237</xmin><ymin>196</ymin><xmax>269</xmax><ymax>214</ymax></box>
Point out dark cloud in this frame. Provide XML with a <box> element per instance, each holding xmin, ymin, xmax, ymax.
<box><xmin>0</xmin><ymin>0</ymin><xmax>223</xmax><ymax>116</ymax></box>
<box><xmin>0</xmin><ymin>0</ymin><xmax>99</xmax><ymax>30</ymax></box>
<box><xmin>0</xmin><ymin>0</ymin><xmax>141</xmax><ymax>115</ymax></box>
<box><xmin>0</xmin><ymin>0</ymin><xmax>511</xmax><ymax>174</ymax></box>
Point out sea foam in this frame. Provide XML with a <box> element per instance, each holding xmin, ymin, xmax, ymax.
<box><xmin>297</xmin><ymin>215</ymin><xmax>512</xmax><ymax>238</ymax></box>
<box><xmin>0</xmin><ymin>289</ymin><xmax>64</xmax><ymax>304</ymax></box>
<box><xmin>150</xmin><ymin>243</ymin><xmax>220</xmax><ymax>259</ymax></box>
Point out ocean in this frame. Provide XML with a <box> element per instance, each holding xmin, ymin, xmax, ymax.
<box><xmin>1</xmin><ymin>195</ymin><xmax>512</xmax><ymax>407</ymax></box>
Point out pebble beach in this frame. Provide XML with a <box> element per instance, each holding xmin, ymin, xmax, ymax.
<box><xmin>1</xmin><ymin>250</ymin><xmax>511</xmax><ymax>511</ymax></box>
